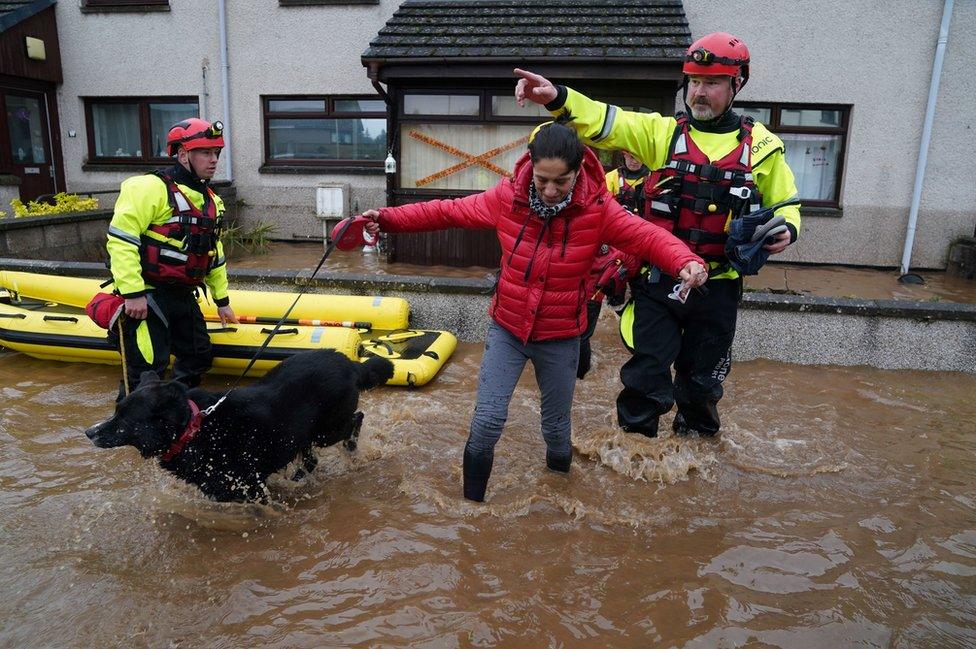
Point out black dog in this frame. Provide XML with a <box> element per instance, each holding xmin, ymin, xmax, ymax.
<box><xmin>85</xmin><ymin>349</ymin><xmax>394</xmax><ymax>502</ymax></box>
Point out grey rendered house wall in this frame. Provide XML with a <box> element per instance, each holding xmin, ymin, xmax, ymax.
<box><xmin>52</xmin><ymin>0</ymin><xmax>974</xmax><ymax>268</ymax></box>
<box><xmin>54</xmin><ymin>0</ymin><xmax>398</xmax><ymax>239</ymax></box>
<box><xmin>685</xmin><ymin>0</ymin><xmax>975</xmax><ymax>269</ymax></box>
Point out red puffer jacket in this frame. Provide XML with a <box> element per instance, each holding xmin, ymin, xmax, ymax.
<box><xmin>377</xmin><ymin>148</ymin><xmax>703</xmax><ymax>343</ymax></box>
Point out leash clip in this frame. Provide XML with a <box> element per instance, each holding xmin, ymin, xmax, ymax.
<box><xmin>202</xmin><ymin>394</ymin><xmax>227</xmax><ymax>417</ymax></box>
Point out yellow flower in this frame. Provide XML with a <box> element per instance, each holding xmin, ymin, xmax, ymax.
<box><xmin>9</xmin><ymin>193</ymin><xmax>99</xmax><ymax>217</ymax></box>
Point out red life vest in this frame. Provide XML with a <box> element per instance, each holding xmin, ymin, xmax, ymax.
<box><xmin>614</xmin><ymin>169</ymin><xmax>645</xmax><ymax>215</ymax></box>
<box><xmin>642</xmin><ymin>113</ymin><xmax>762</xmax><ymax>261</ymax></box>
<box><xmin>140</xmin><ymin>171</ymin><xmax>221</xmax><ymax>286</ymax></box>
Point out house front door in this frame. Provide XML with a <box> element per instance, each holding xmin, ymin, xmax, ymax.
<box><xmin>2</xmin><ymin>90</ymin><xmax>56</xmax><ymax>202</ymax></box>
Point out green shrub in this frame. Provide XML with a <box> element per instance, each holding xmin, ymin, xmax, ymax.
<box><xmin>11</xmin><ymin>193</ymin><xmax>99</xmax><ymax>217</ymax></box>
<box><xmin>223</xmin><ymin>221</ymin><xmax>276</xmax><ymax>256</ymax></box>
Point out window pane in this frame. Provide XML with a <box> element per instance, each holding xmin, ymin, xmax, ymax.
<box><xmin>739</xmin><ymin>106</ymin><xmax>771</xmax><ymax>122</ymax></box>
<box><xmin>781</xmin><ymin>108</ymin><xmax>842</xmax><ymax>127</ymax></box>
<box><xmin>334</xmin><ymin>99</ymin><xmax>386</xmax><ymax>113</ymax></box>
<box><xmin>149</xmin><ymin>102</ymin><xmax>198</xmax><ymax>157</ymax></box>
<box><xmin>782</xmin><ymin>133</ymin><xmax>841</xmax><ymax>201</ymax></box>
<box><xmin>268</xmin><ymin>118</ymin><xmax>386</xmax><ymax>161</ymax></box>
<box><xmin>403</xmin><ymin>94</ymin><xmax>479</xmax><ymax>116</ymax></box>
<box><xmin>268</xmin><ymin>99</ymin><xmax>326</xmax><ymax>113</ymax></box>
<box><xmin>6</xmin><ymin>95</ymin><xmax>46</xmax><ymax>164</ymax></box>
<box><xmin>92</xmin><ymin>103</ymin><xmax>141</xmax><ymax>157</ymax></box>
<box><xmin>491</xmin><ymin>95</ymin><xmax>548</xmax><ymax>117</ymax></box>
<box><xmin>399</xmin><ymin>123</ymin><xmax>533</xmax><ymax>190</ymax></box>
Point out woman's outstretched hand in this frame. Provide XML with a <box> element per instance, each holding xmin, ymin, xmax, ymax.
<box><xmin>678</xmin><ymin>261</ymin><xmax>708</xmax><ymax>288</ymax></box>
<box><xmin>514</xmin><ymin>69</ymin><xmax>557</xmax><ymax>107</ymax></box>
<box><xmin>362</xmin><ymin>209</ymin><xmax>381</xmax><ymax>236</ymax></box>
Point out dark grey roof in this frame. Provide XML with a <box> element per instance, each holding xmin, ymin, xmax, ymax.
<box><xmin>363</xmin><ymin>0</ymin><xmax>690</xmax><ymax>61</ymax></box>
<box><xmin>0</xmin><ymin>0</ymin><xmax>55</xmax><ymax>34</ymax></box>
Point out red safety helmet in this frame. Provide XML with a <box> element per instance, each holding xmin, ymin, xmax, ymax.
<box><xmin>683</xmin><ymin>32</ymin><xmax>750</xmax><ymax>88</ymax></box>
<box><xmin>166</xmin><ymin>118</ymin><xmax>224</xmax><ymax>156</ymax></box>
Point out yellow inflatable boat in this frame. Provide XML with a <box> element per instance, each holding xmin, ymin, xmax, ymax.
<box><xmin>0</xmin><ymin>296</ymin><xmax>361</xmax><ymax>377</ymax></box>
<box><xmin>0</xmin><ymin>270</ymin><xmax>410</xmax><ymax>330</ymax></box>
<box><xmin>0</xmin><ymin>273</ymin><xmax>457</xmax><ymax>386</ymax></box>
<box><xmin>360</xmin><ymin>329</ymin><xmax>458</xmax><ymax>388</ymax></box>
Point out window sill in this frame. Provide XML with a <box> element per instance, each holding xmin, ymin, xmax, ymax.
<box><xmin>81</xmin><ymin>4</ymin><xmax>171</xmax><ymax>14</ymax></box>
<box><xmin>259</xmin><ymin>164</ymin><xmax>385</xmax><ymax>175</ymax></box>
<box><xmin>280</xmin><ymin>0</ymin><xmax>379</xmax><ymax>5</ymax></box>
<box><xmin>82</xmin><ymin>162</ymin><xmax>166</xmax><ymax>172</ymax></box>
<box><xmin>802</xmin><ymin>206</ymin><xmax>843</xmax><ymax>218</ymax></box>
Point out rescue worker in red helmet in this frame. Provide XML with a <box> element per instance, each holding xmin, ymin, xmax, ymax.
<box><xmin>105</xmin><ymin>117</ymin><xmax>237</xmax><ymax>399</ymax></box>
<box><xmin>515</xmin><ymin>31</ymin><xmax>802</xmax><ymax>438</ymax></box>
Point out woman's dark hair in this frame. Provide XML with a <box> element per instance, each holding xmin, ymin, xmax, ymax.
<box><xmin>527</xmin><ymin>113</ymin><xmax>584</xmax><ymax>171</ymax></box>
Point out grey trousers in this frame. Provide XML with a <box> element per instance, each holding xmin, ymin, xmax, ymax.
<box><xmin>466</xmin><ymin>321</ymin><xmax>580</xmax><ymax>461</ymax></box>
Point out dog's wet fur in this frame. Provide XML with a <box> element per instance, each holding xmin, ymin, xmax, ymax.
<box><xmin>86</xmin><ymin>350</ymin><xmax>394</xmax><ymax>502</ymax></box>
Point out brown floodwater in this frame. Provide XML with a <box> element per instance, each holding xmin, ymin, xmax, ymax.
<box><xmin>1</xmin><ymin>311</ymin><xmax>975</xmax><ymax>648</ymax></box>
<box><xmin>231</xmin><ymin>242</ymin><xmax>976</xmax><ymax>304</ymax></box>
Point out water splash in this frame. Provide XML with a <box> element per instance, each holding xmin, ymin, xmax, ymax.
<box><xmin>573</xmin><ymin>427</ymin><xmax>717</xmax><ymax>484</ymax></box>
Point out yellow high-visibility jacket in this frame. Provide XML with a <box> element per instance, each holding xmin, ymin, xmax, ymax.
<box><xmin>106</xmin><ymin>173</ymin><xmax>230</xmax><ymax>303</ymax></box>
<box><xmin>553</xmin><ymin>87</ymin><xmax>801</xmax><ymax>280</ymax></box>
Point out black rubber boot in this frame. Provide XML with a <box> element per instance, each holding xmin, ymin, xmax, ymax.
<box><xmin>622</xmin><ymin>424</ymin><xmax>658</xmax><ymax>439</ymax></box>
<box><xmin>546</xmin><ymin>449</ymin><xmax>572</xmax><ymax>473</ymax></box>
<box><xmin>672</xmin><ymin>414</ymin><xmax>716</xmax><ymax>437</ymax></box>
<box><xmin>462</xmin><ymin>446</ymin><xmax>493</xmax><ymax>502</ymax></box>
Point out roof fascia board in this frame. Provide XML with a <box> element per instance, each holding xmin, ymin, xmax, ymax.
<box><xmin>0</xmin><ymin>0</ymin><xmax>57</xmax><ymax>34</ymax></box>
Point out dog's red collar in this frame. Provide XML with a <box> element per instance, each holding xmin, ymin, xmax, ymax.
<box><xmin>161</xmin><ymin>399</ymin><xmax>204</xmax><ymax>462</ymax></box>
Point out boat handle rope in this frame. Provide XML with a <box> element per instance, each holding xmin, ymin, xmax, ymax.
<box><xmin>260</xmin><ymin>327</ymin><xmax>299</xmax><ymax>336</ymax></box>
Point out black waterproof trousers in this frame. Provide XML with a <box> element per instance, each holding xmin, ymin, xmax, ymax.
<box><xmin>616</xmin><ymin>275</ymin><xmax>741</xmax><ymax>436</ymax></box>
<box><xmin>111</xmin><ymin>284</ymin><xmax>213</xmax><ymax>399</ymax></box>
<box><xmin>576</xmin><ymin>299</ymin><xmax>603</xmax><ymax>379</ymax></box>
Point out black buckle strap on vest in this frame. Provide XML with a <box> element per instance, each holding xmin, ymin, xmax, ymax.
<box><xmin>686</xmin><ymin>180</ymin><xmax>728</xmax><ymax>202</ymax></box>
<box><xmin>698</xmin><ymin>163</ymin><xmax>723</xmax><ymax>182</ymax></box>
<box><xmin>182</xmin><ymin>232</ymin><xmax>213</xmax><ymax>255</ymax></box>
<box><xmin>674</xmin><ymin>227</ymin><xmax>727</xmax><ymax>245</ymax></box>
<box><xmin>737</xmin><ymin>115</ymin><xmax>755</xmax><ymax>142</ymax></box>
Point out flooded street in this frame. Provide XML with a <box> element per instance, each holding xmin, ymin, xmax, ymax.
<box><xmin>1</xmin><ymin>311</ymin><xmax>975</xmax><ymax>648</ymax></box>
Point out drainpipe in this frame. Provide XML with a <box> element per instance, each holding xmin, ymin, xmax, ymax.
<box><xmin>899</xmin><ymin>0</ymin><xmax>953</xmax><ymax>280</ymax></box>
<box><xmin>200</xmin><ymin>59</ymin><xmax>209</xmax><ymax>121</ymax></box>
<box><xmin>367</xmin><ymin>61</ymin><xmax>394</xmax><ymax>208</ymax></box>
<box><xmin>367</xmin><ymin>61</ymin><xmax>390</xmax><ymax>104</ymax></box>
<box><xmin>218</xmin><ymin>0</ymin><xmax>233</xmax><ymax>181</ymax></box>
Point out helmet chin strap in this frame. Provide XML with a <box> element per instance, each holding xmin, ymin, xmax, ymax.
<box><xmin>178</xmin><ymin>153</ymin><xmax>207</xmax><ymax>183</ymax></box>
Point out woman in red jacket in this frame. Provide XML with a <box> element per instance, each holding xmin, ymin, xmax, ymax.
<box><xmin>364</xmin><ymin>118</ymin><xmax>705</xmax><ymax>502</ymax></box>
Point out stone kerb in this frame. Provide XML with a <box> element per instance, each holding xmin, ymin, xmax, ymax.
<box><xmin>1</xmin><ymin>257</ymin><xmax>974</xmax><ymax>374</ymax></box>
